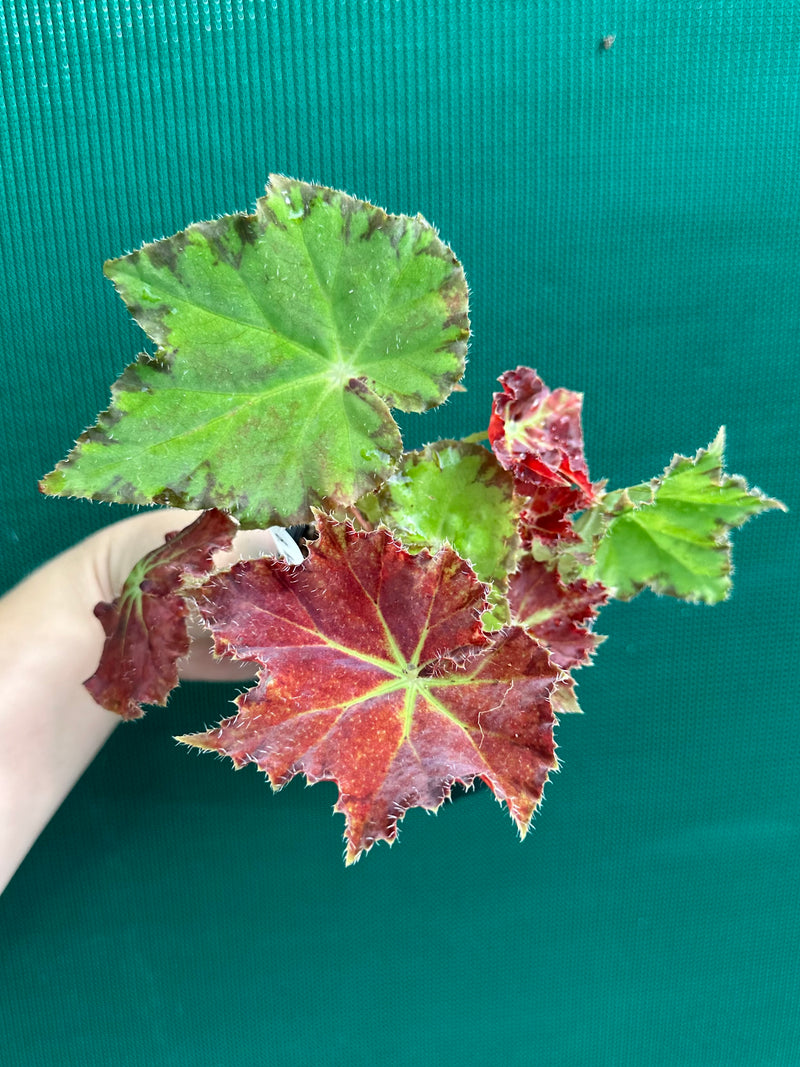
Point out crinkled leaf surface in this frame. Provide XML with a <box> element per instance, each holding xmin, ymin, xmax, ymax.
<box><xmin>364</xmin><ymin>441</ymin><xmax>520</xmax><ymax>627</ymax></box>
<box><xmin>590</xmin><ymin>429</ymin><xmax>785</xmax><ymax>603</ymax></box>
<box><xmin>518</xmin><ymin>483</ymin><xmax>589</xmax><ymax>546</ymax></box>
<box><xmin>86</xmin><ymin>509</ymin><xmax>237</xmax><ymax>719</ymax></box>
<box><xmin>508</xmin><ymin>554</ymin><xmax>608</xmax><ymax>672</ymax></box>
<box><xmin>181</xmin><ymin>514</ymin><xmax>563</xmax><ymax>862</ymax></box>
<box><xmin>552</xmin><ymin>484</ymin><xmax>653</xmax><ymax>589</ymax></box>
<box><xmin>488</xmin><ymin>366</ymin><xmax>599</xmax><ymax>505</ymax></box>
<box><xmin>41</xmin><ymin>176</ymin><xmax>469</xmax><ymax>526</ymax></box>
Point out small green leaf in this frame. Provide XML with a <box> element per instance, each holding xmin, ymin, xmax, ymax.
<box><xmin>365</xmin><ymin>441</ymin><xmax>520</xmax><ymax>626</ymax></box>
<box><xmin>40</xmin><ymin>176</ymin><xmax>469</xmax><ymax>526</ymax></box>
<box><xmin>590</xmin><ymin>429</ymin><xmax>786</xmax><ymax>603</ymax></box>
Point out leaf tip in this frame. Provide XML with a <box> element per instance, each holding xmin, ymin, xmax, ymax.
<box><xmin>551</xmin><ymin>682</ymin><xmax>583</xmax><ymax>715</ymax></box>
<box><xmin>38</xmin><ymin>466</ymin><xmax>67</xmax><ymax>497</ymax></box>
<box><xmin>343</xmin><ymin>845</ymin><xmax>363</xmax><ymax>867</ymax></box>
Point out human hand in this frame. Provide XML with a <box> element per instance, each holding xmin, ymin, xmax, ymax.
<box><xmin>88</xmin><ymin>509</ymin><xmax>280</xmax><ymax>682</ymax></box>
<box><xmin>0</xmin><ymin>509</ymin><xmax>280</xmax><ymax>893</ymax></box>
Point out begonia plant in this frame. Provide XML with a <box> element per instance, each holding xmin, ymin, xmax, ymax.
<box><xmin>41</xmin><ymin>177</ymin><xmax>784</xmax><ymax>862</ymax></box>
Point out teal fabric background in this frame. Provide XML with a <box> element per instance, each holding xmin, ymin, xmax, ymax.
<box><xmin>1</xmin><ymin>1</ymin><xmax>798</xmax><ymax>1064</ymax></box>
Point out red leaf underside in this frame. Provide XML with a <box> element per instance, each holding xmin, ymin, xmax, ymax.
<box><xmin>184</xmin><ymin>515</ymin><xmax>565</xmax><ymax>862</ymax></box>
<box><xmin>85</xmin><ymin>509</ymin><xmax>237</xmax><ymax>718</ymax></box>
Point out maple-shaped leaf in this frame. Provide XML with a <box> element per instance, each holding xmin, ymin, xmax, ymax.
<box><xmin>590</xmin><ymin>429</ymin><xmax>786</xmax><ymax>603</ymax></box>
<box><xmin>179</xmin><ymin>515</ymin><xmax>564</xmax><ymax>863</ymax></box>
<box><xmin>488</xmin><ymin>366</ymin><xmax>600</xmax><ymax>506</ymax></box>
<box><xmin>508</xmin><ymin>553</ymin><xmax>608</xmax><ymax>672</ymax></box>
<box><xmin>86</xmin><ymin>509</ymin><xmax>237</xmax><ymax>719</ymax></box>
<box><xmin>362</xmin><ymin>440</ymin><xmax>521</xmax><ymax>628</ymax></box>
<box><xmin>40</xmin><ymin>176</ymin><xmax>469</xmax><ymax>527</ymax></box>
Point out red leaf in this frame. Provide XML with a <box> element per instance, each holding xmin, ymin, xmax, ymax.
<box><xmin>488</xmin><ymin>366</ymin><xmax>599</xmax><ymax>506</ymax></box>
<box><xmin>85</xmin><ymin>509</ymin><xmax>237</xmax><ymax>719</ymax></box>
<box><xmin>183</xmin><ymin>515</ymin><xmax>565</xmax><ymax>862</ymax></box>
<box><xmin>508</xmin><ymin>555</ymin><xmax>608</xmax><ymax>671</ymax></box>
<box><xmin>517</xmin><ymin>483</ymin><xmax>588</xmax><ymax>545</ymax></box>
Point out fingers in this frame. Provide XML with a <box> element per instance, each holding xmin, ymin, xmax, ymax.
<box><xmin>183</xmin><ymin>525</ymin><xmax>292</xmax><ymax>681</ymax></box>
<box><xmin>212</xmin><ymin>525</ymin><xmax>279</xmax><ymax>571</ymax></box>
<box><xmin>96</xmin><ymin>509</ymin><xmax>284</xmax><ymax>598</ymax></box>
<box><xmin>88</xmin><ymin>509</ymin><xmax>302</xmax><ymax>684</ymax></box>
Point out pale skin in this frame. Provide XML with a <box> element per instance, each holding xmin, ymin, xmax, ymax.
<box><xmin>0</xmin><ymin>510</ymin><xmax>276</xmax><ymax>895</ymax></box>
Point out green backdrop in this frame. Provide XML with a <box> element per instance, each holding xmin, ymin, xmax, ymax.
<box><xmin>1</xmin><ymin>2</ymin><xmax>798</xmax><ymax>1064</ymax></box>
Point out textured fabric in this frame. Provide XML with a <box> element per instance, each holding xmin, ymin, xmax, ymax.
<box><xmin>1</xmin><ymin>2</ymin><xmax>798</xmax><ymax>1064</ymax></box>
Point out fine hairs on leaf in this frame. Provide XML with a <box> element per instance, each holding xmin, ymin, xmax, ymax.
<box><xmin>39</xmin><ymin>177</ymin><xmax>786</xmax><ymax>863</ymax></box>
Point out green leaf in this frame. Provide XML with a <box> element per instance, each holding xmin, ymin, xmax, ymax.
<box><xmin>40</xmin><ymin>176</ymin><xmax>469</xmax><ymax>526</ymax></box>
<box><xmin>364</xmin><ymin>441</ymin><xmax>520</xmax><ymax>627</ymax></box>
<box><xmin>589</xmin><ymin>429</ymin><xmax>786</xmax><ymax>603</ymax></box>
